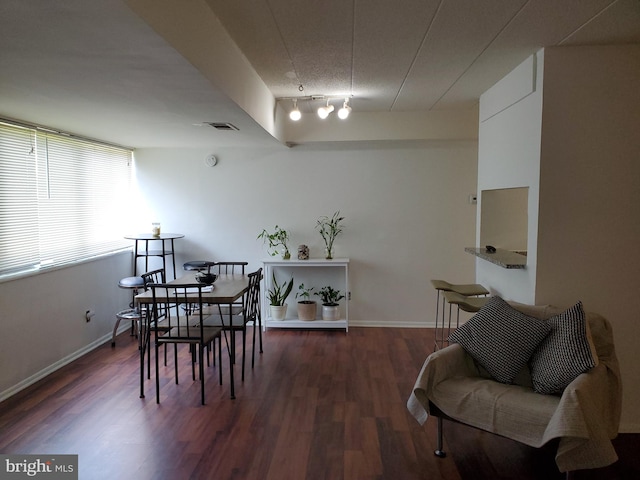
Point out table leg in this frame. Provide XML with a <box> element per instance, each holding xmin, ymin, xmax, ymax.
<box><xmin>133</xmin><ymin>239</ymin><xmax>140</xmax><ymax>276</ymax></box>
<box><xmin>144</xmin><ymin>239</ymin><xmax>149</xmax><ymax>274</ymax></box>
<box><xmin>161</xmin><ymin>239</ymin><xmax>167</xmax><ymax>279</ymax></box>
<box><xmin>229</xmin><ymin>303</ymin><xmax>235</xmax><ymax>399</ymax></box>
<box><xmin>170</xmin><ymin>239</ymin><xmax>177</xmax><ymax>279</ymax></box>
<box><xmin>139</xmin><ymin>310</ymin><xmax>148</xmax><ymax>398</ymax></box>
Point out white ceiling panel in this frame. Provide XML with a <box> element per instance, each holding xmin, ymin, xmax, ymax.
<box><xmin>351</xmin><ymin>0</ymin><xmax>441</xmax><ymax>111</ymax></box>
<box><xmin>561</xmin><ymin>0</ymin><xmax>640</xmax><ymax>45</ymax></box>
<box><xmin>394</xmin><ymin>0</ymin><xmax>528</xmax><ymax>111</ymax></box>
<box><xmin>1</xmin><ymin>0</ymin><xmax>639</xmax><ymax>147</ymax></box>
<box><xmin>433</xmin><ymin>0</ymin><xmax>629</xmax><ymax>109</ymax></box>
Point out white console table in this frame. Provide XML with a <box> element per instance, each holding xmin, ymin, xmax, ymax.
<box><xmin>262</xmin><ymin>258</ymin><xmax>349</xmax><ymax>331</ymax></box>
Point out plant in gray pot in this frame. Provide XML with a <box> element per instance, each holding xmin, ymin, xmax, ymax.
<box><xmin>267</xmin><ymin>272</ymin><xmax>293</xmax><ymax>320</ymax></box>
<box><xmin>296</xmin><ymin>283</ymin><xmax>317</xmax><ymax>321</ymax></box>
<box><xmin>316</xmin><ymin>286</ymin><xmax>345</xmax><ymax>321</ymax></box>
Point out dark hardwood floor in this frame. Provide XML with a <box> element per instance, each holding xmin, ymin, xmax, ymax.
<box><xmin>0</xmin><ymin>326</ymin><xmax>638</xmax><ymax>479</ymax></box>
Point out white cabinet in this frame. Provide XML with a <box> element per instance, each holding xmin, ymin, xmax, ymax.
<box><xmin>262</xmin><ymin>258</ymin><xmax>349</xmax><ymax>331</ymax></box>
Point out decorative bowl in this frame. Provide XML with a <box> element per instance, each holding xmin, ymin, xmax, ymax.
<box><xmin>196</xmin><ymin>273</ymin><xmax>217</xmax><ymax>285</ymax></box>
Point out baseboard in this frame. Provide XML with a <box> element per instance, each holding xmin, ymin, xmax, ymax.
<box><xmin>348</xmin><ymin>320</ymin><xmax>436</xmax><ymax>328</ymax></box>
<box><xmin>0</xmin><ymin>325</ymin><xmax>129</xmax><ymax>403</ymax></box>
<box><xmin>618</xmin><ymin>423</ymin><xmax>640</xmax><ymax>433</ymax></box>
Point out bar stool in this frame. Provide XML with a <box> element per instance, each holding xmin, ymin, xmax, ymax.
<box><xmin>442</xmin><ymin>291</ymin><xmax>490</xmax><ymax>348</ymax></box>
<box><xmin>182</xmin><ymin>261</ymin><xmax>216</xmax><ymax>314</ymax></box>
<box><xmin>112</xmin><ymin>276</ymin><xmax>144</xmax><ymax>347</ymax></box>
<box><xmin>431</xmin><ymin>280</ymin><xmax>489</xmax><ymax>351</ymax></box>
<box><xmin>183</xmin><ymin>260</ymin><xmax>216</xmax><ymax>273</ymax></box>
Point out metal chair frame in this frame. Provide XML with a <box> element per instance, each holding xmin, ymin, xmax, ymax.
<box><xmin>150</xmin><ymin>283</ymin><xmax>222</xmax><ymax>405</ymax></box>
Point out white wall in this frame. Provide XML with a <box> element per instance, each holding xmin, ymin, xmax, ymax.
<box><xmin>536</xmin><ymin>45</ymin><xmax>640</xmax><ymax>432</ymax></box>
<box><xmin>132</xmin><ymin>140</ymin><xmax>479</xmax><ymax>326</ymax></box>
<box><xmin>0</xmin><ymin>252</ymin><xmax>132</xmax><ymax>400</ymax></box>
<box><xmin>476</xmin><ymin>46</ymin><xmax>640</xmax><ymax>431</ymax></box>
<box><xmin>0</xmin><ymin>137</ymin><xmax>478</xmax><ymax>402</ymax></box>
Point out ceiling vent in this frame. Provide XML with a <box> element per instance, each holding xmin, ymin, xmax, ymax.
<box><xmin>206</xmin><ymin>122</ymin><xmax>239</xmax><ymax>131</ymax></box>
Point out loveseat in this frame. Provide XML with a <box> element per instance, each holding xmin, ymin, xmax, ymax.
<box><xmin>407</xmin><ymin>298</ymin><xmax>622</xmax><ymax>473</ymax></box>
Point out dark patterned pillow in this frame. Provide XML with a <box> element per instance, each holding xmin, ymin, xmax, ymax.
<box><xmin>448</xmin><ymin>296</ymin><xmax>551</xmax><ymax>384</ymax></box>
<box><xmin>529</xmin><ymin>301</ymin><xmax>597</xmax><ymax>395</ymax></box>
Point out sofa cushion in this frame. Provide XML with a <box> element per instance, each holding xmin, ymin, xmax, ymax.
<box><xmin>529</xmin><ymin>301</ymin><xmax>598</xmax><ymax>394</ymax></box>
<box><xmin>432</xmin><ymin>376</ymin><xmax>560</xmax><ymax>447</ymax></box>
<box><xmin>448</xmin><ymin>296</ymin><xmax>551</xmax><ymax>384</ymax></box>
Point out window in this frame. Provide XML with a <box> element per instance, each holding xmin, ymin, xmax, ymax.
<box><xmin>0</xmin><ymin>120</ymin><xmax>133</xmax><ymax>278</ymax></box>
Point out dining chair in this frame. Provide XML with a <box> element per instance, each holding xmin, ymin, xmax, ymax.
<box><xmin>149</xmin><ymin>282</ymin><xmax>222</xmax><ymax>405</ymax></box>
<box><xmin>213</xmin><ymin>261</ymin><xmax>249</xmax><ymax>316</ymax></box>
<box><xmin>213</xmin><ymin>261</ymin><xmax>248</xmax><ymax>275</ymax></box>
<box><xmin>246</xmin><ymin>268</ymin><xmax>263</xmax><ymax>367</ymax></box>
<box><xmin>139</xmin><ymin>268</ymin><xmax>167</xmax><ymax>378</ymax></box>
<box><xmin>203</xmin><ymin>267</ymin><xmax>262</xmax><ymax>381</ymax></box>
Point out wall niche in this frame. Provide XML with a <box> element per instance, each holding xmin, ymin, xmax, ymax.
<box><xmin>480</xmin><ymin>187</ymin><xmax>529</xmax><ymax>255</ymax></box>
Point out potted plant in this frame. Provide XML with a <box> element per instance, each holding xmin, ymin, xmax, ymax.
<box><xmin>267</xmin><ymin>271</ymin><xmax>294</xmax><ymax>320</ymax></box>
<box><xmin>258</xmin><ymin>225</ymin><xmax>291</xmax><ymax>259</ymax></box>
<box><xmin>296</xmin><ymin>283</ymin><xmax>317</xmax><ymax>321</ymax></box>
<box><xmin>315</xmin><ymin>285</ymin><xmax>345</xmax><ymax>321</ymax></box>
<box><xmin>316</xmin><ymin>211</ymin><xmax>345</xmax><ymax>259</ymax></box>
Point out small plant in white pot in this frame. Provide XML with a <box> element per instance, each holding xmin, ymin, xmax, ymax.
<box><xmin>296</xmin><ymin>283</ymin><xmax>317</xmax><ymax>321</ymax></box>
<box><xmin>267</xmin><ymin>272</ymin><xmax>293</xmax><ymax>320</ymax></box>
<box><xmin>316</xmin><ymin>286</ymin><xmax>345</xmax><ymax>321</ymax></box>
<box><xmin>258</xmin><ymin>225</ymin><xmax>292</xmax><ymax>259</ymax></box>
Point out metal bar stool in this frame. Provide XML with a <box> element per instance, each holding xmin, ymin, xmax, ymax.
<box><xmin>442</xmin><ymin>291</ymin><xmax>490</xmax><ymax>348</ymax></box>
<box><xmin>430</xmin><ymin>280</ymin><xmax>489</xmax><ymax>351</ymax></box>
<box><xmin>112</xmin><ymin>275</ymin><xmax>145</xmax><ymax>346</ymax></box>
<box><xmin>182</xmin><ymin>261</ymin><xmax>216</xmax><ymax>315</ymax></box>
<box><xmin>183</xmin><ymin>260</ymin><xmax>216</xmax><ymax>273</ymax></box>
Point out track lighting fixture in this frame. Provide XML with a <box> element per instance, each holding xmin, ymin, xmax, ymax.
<box><xmin>338</xmin><ymin>98</ymin><xmax>351</xmax><ymax>119</ymax></box>
<box><xmin>278</xmin><ymin>95</ymin><xmax>353</xmax><ymax>121</ymax></box>
<box><xmin>289</xmin><ymin>99</ymin><xmax>301</xmax><ymax>121</ymax></box>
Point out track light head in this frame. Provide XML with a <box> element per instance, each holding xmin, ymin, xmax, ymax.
<box><xmin>289</xmin><ymin>99</ymin><xmax>301</xmax><ymax>121</ymax></box>
<box><xmin>338</xmin><ymin>98</ymin><xmax>351</xmax><ymax>119</ymax></box>
<box><xmin>317</xmin><ymin>100</ymin><xmax>334</xmax><ymax>119</ymax></box>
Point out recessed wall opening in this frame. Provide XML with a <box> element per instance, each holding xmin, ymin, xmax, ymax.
<box><xmin>480</xmin><ymin>187</ymin><xmax>529</xmax><ymax>255</ymax></box>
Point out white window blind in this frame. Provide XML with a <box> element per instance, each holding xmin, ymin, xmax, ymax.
<box><xmin>0</xmin><ymin>120</ymin><xmax>133</xmax><ymax>277</ymax></box>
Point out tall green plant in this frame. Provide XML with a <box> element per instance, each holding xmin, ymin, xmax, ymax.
<box><xmin>316</xmin><ymin>211</ymin><xmax>345</xmax><ymax>260</ymax></box>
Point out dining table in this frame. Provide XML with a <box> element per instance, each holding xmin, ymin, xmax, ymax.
<box><xmin>135</xmin><ymin>272</ymin><xmax>250</xmax><ymax>400</ymax></box>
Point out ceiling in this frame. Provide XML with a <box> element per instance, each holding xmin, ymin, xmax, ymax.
<box><xmin>1</xmin><ymin>0</ymin><xmax>639</xmax><ymax>148</ymax></box>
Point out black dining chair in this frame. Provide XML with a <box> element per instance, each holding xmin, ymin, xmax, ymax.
<box><xmin>139</xmin><ymin>269</ymin><xmax>166</xmax><ymax>380</ymax></box>
<box><xmin>203</xmin><ymin>267</ymin><xmax>262</xmax><ymax>381</ymax></box>
<box><xmin>213</xmin><ymin>261</ymin><xmax>248</xmax><ymax>275</ymax></box>
<box><xmin>149</xmin><ymin>282</ymin><xmax>222</xmax><ymax>405</ymax></box>
<box><xmin>213</xmin><ymin>261</ymin><xmax>249</xmax><ymax>317</ymax></box>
